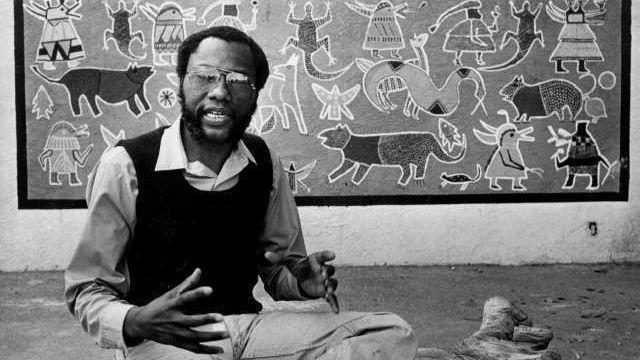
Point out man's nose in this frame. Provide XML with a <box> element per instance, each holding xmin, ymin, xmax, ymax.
<box><xmin>205</xmin><ymin>79</ymin><xmax>231</xmax><ymax>101</ymax></box>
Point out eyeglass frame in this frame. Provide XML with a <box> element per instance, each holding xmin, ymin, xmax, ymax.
<box><xmin>183</xmin><ymin>67</ymin><xmax>257</xmax><ymax>96</ymax></box>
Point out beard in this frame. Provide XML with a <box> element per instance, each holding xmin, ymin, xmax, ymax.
<box><xmin>181</xmin><ymin>101</ymin><xmax>256</xmax><ymax>145</ymax></box>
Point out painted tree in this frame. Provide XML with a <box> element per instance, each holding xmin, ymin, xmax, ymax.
<box><xmin>32</xmin><ymin>85</ymin><xmax>54</xmax><ymax>120</ymax></box>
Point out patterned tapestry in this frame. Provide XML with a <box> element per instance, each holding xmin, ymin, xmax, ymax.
<box><xmin>14</xmin><ymin>0</ymin><xmax>630</xmax><ymax>208</ymax></box>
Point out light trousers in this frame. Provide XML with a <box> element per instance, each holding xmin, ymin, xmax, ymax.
<box><xmin>122</xmin><ymin>311</ymin><xmax>417</xmax><ymax>360</ymax></box>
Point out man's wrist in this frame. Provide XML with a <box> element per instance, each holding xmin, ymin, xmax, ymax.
<box><xmin>123</xmin><ymin>306</ymin><xmax>144</xmax><ymax>347</ymax></box>
<box><xmin>296</xmin><ymin>279</ymin><xmax>315</xmax><ymax>299</ymax></box>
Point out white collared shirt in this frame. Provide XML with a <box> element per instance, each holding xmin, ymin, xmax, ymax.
<box><xmin>64</xmin><ymin>119</ymin><xmax>307</xmax><ymax>350</ymax></box>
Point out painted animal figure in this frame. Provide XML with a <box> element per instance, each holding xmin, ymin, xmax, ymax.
<box><xmin>31</xmin><ymin>64</ymin><xmax>154</xmax><ymax>117</ymax></box>
<box><xmin>252</xmin><ymin>54</ymin><xmax>306</xmax><ymax>135</ymax></box>
<box><xmin>440</xmin><ymin>163</ymin><xmax>482</xmax><ymax>191</ymax></box>
<box><xmin>197</xmin><ymin>0</ymin><xmax>259</xmax><ymax>33</ymax></box>
<box><xmin>280</xmin><ymin>2</ymin><xmax>351</xmax><ymax>80</ymax></box>
<box><xmin>318</xmin><ymin>124</ymin><xmax>466</xmax><ymax>186</ymax></box>
<box><xmin>104</xmin><ymin>1</ymin><xmax>147</xmax><ymax>60</ymax></box>
<box><xmin>473</xmin><ymin>110</ymin><xmax>542</xmax><ymax>191</ymax></box>
<box><xmin>357</xmin><ymin>59</ymin><xmax>487</xmax><ymax>118</ymax></box>
<box><xmin>499</xmin><ymin>74</ymin><xmax>595</xmax><ymax>122</ymax></box>
<box><xmin>481</xmin><ymin>1</ymin><xmax>544</xmax><ymax>71</ymax></box>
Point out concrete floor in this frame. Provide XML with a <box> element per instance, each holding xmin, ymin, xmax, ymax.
<box><xmin>1</xmin><ymin>264</ymin><xmax>638</xmax><ymax>360</ymax></box>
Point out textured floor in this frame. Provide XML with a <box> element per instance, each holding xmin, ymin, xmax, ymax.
<box><xmin>1</xmin><ymin>264</ymin><xmax>638</xmax><ymax>360</ymax></box>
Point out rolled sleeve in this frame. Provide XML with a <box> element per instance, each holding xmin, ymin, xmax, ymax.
<box><xmin>64</xmin><ymin>146</ymin><xmax>138</xmax><ymax>350</ymax></box>
<box><xmin>257</xmin><ymin>149</ymin><xmax>309</xmax><ymax>300</ymax></box>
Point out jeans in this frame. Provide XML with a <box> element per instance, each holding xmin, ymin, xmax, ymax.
<box><xmin>122</xmin><ymin>311</ymin><xmax>417</xmax><ymax>360</ymax></box>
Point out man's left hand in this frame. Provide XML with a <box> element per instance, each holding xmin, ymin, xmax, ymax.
<box><xmin>265</xmin><ymin>250</ymin><xmax>339</xmax><ymax>313</ymax></box>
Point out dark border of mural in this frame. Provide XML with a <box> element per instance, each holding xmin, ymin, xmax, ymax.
<box><xmin>14</xmin><ymin>0</ymin><xmax>630</xmax><ymax>209</ymax></box>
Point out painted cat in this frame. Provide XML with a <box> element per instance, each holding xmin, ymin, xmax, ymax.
<box><xmin>31</xmin><ymin>63</ymin><xmax>154</xmax><ymax>117</ymax></box>
<box><xmin>318</xmin><ymin>124</ymin><xmax>466</xmax><ymax>186</ymax></box>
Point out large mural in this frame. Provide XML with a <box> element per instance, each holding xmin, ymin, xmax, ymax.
<box><xmin>15</xmin><ymin>0</ymin><xmax>629</xmax><ymax>208</ymax></box>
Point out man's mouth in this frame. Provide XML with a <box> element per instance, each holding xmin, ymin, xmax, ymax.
<box><xmin>201</xmin><ymin>108</ymin><xmax>231</xmax><ymax>125</ymax></box>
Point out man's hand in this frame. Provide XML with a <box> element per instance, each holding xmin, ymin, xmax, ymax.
<box><xmin>265</xmin><ymin>250</ymin><xmax>340</xmax><ymax>313</ymax></box>
<box><xmin>123</xmin><ymin>268</ymin><xmax>229</xmax><ymax>354</ymax></box>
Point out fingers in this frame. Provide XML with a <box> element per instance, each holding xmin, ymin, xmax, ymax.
<box><xmin>177</xmin><ymin>313</ymin><xmax>224</xmax><ymax>327</ymax></box>
<box><xmin>264</xmin><ymin>251</ymin><xmax>282</xmax><ymax>265</ymax></box>
<box><xmin>175</xmin><ymin>268</ymin><xmax>203</xmax><ymax>295</ymax></box>
<box><xmin>174</xmin><ymin>286</ymin><xmax>213</xmax><ymax>308</ymax></box>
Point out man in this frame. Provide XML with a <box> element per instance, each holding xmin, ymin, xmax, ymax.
<box><xmin>65</xmin><ymin>26</ymin><xmax>417</xmax><ymax>360</ymax></box>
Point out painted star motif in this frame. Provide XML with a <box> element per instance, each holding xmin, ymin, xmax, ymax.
<box><xmin>312</xmin><ymin>84</ymin><xmax>361</xmax><ymax>121</ymax></box>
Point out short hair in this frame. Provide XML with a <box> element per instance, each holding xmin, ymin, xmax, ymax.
<box><xmin>176</xmin><ymin>26</ymin><xmax>269</xmax><ymax>91</ymax></box>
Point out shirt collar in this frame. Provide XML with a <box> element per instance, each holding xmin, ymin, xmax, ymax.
<box><xmin>155</xmin><ymin>117</ymin><xmax>256</xmax><ymax>172</ymax></box>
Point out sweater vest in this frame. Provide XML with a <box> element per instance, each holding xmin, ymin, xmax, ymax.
<box><xmin>118</xmin><ymin>127</ymin><xmax>272</xmax><ymax>315</ymax></box>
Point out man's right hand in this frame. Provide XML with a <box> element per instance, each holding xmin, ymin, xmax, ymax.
<box><xmin>123</xmin><ymin>268</ymin><xmax>229</xmax><ymax>354</ymax></box>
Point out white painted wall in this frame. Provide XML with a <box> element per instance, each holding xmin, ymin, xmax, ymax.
<box><xmin>1</xmin><ymin>2</ymin><xmax>638</xmax><ymax>271</ymax></box>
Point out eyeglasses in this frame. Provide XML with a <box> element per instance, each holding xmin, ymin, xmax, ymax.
<box><xmin>185</xmin><ymin>67</ymin><xmax>256</xmax><ymax>98</ymax></box>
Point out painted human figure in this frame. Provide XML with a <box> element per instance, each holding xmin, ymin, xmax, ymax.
<box><xmin>139</xmin><ymin>2</ymin><xmax>196</xmax><ymax>66</ymax></box>
<box><xmin>473</xmin><ymin>110</ymin><xmax>542</xmax><ymax>191</ymax></box>
<box><xmin>38</xmin><ymin>121</ymin><xmax>93</xmax><ymax>186</ymax></box>
<box><xmin>345</xmin><ymin>1</ymin><xmax>408</xmax><ymax>59</ymax></box>
<box><xmin>429</xmin><ymin>0</ymin><xmax>501</xmax><ymax>66</ymax></box>
<box><xmin>546</xmin><ymin>0</ymin><xmax>606</xmax><ymax>73</ymax></box>
<box><xmin>198</xmin><ymin>0</ymin><xmax>259</xmax><ymax>33</ymax></box>
<box><xmin>23</xmin><ymin>0</ymin><xmax>85</xmax><ymax>70</ymax></box>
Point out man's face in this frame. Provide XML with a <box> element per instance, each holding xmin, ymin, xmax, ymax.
<box><xmin>181</xmin><ymin>37</ymin><xmax>257</xmax><ymax>145</ymax></box>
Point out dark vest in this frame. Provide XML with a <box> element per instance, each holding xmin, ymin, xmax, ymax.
<box><xmin>118</xmin><ymin>127</ymin><xmax>272</xmax><ymax>315</ymax></box>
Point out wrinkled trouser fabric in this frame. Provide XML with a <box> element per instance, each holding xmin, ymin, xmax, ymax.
<box><xmin>121</xmin><ymin>311</ymin><xmax>417</xmax><ymax>360</ymax></box>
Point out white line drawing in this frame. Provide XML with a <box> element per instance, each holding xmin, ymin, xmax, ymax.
<box><xmin>140</xmin><ymin>2</ymin><xmax>196</xmax><ymax>66</ymax></box>
<box><xmin>99</xmin><ymin>124</ymin><xmax>125</xmax><ymax>155</ymax></box>
<box><xmin>429</xmin><ymin>0</ymin><xmax>501</xmax><ymax>66</ymax></box>
<box><xmin>32</xmin><ymin>85</ymin><xmax>54</xmax><ymax>120</ymax></box>
<box><xmin>473</xmin><ymin>110</ymin><xmax>543</xmax><ymax>191</ymax></box>
<box><xmin>24</xmin><ymin>0</ymin><xmax>85</xmax><ymax>70</ymax></box>
<box><xmin>440</xmin><ymin>163</ymin><xmax>482</xmax><ymax>191</ymax></box>
<box><xmin>154</xmin><ymin>112</ymin><xmax>172</xmax><ymax>128</ymax></box>
<box><xmin>157</xmin><ymin>88</ymin><xmax>177</xmax><ymax>108</ymax></box>
<box><xmin>438</xmin><ymin>118</ymin><xmax>464</xmax><ymax>152</ymax></box>
<box><xmin>480</xmin><ymin>0</ymin><xmax>544</xmax><ymax>71</ymax></box>
<box><xmin>280</xmin><ymin>1</ymin><xmax>352</xmax><ymax>81</ymax></box>
<box><xmin>318</xmin><ymin>124</ymin><xmax>466</xmax><ymax>186</ymax></box>
<box><xmin>546</xmin><ymin>0</ymin><xmax>606</xmax><ymax>73</ymax></box>
<box><xmin>251</xmin><ymin>54</ymin><xmax>306</xmax><ymax>135</ymax></box>
<box><xmin>198</xmin><ymin>0</ymin><xmax>259</xmax><ymax>33</ymax></box>
<box><xmin>584</xmin><ymin>97</ymin><xmax>606</xmax><ymax>123</ymax></box>
<box><xmin>548</xmin><ymin>121</ymin><xmax>615</xmax><ymax>190</ymax></box>
<box><xmin>31</xmin><ymin>63</ymin><xmax>155</xmax><ymax>118</ymax></box>
<box><xmin>166</xmin><ymin>72</ymin><xmax>180</xmax><ymax>86</ymax></box>
<box><xmin>344</xmin><ymin>1</ymin><xmax>408</xmax><ymax>59</ymax></box>
<box><xmin>357</xmin><ymin>55</ymin><xmax>487</xmax><ymax>119</ymax></box>
<box><xmin>38</xmin><ymin>121</ymin><xmax>94</xmax><ymax>186</ymax></box>
<box><xmin>311</xmin><ymin>83</ymin><xmax>360</xmax><ymax>121</ymax></box>
<box><xmin>284</xmin><ymin>159</ymin><xmax>317</xmax><ymax>194</ymax></box>
<box><xmin>597</xmin><ymin>70</ymin><xmax>616</xmax><ymax>90</ymax></box>
<box><xmin>499</xmin><ymin>73</ymin><xmax>596</xmax><ymax>122</ymax></box>
<box><xmin>104</xmin><ymin>0</ymin><xmax>147</xmax><ymax>60</ymax></box>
